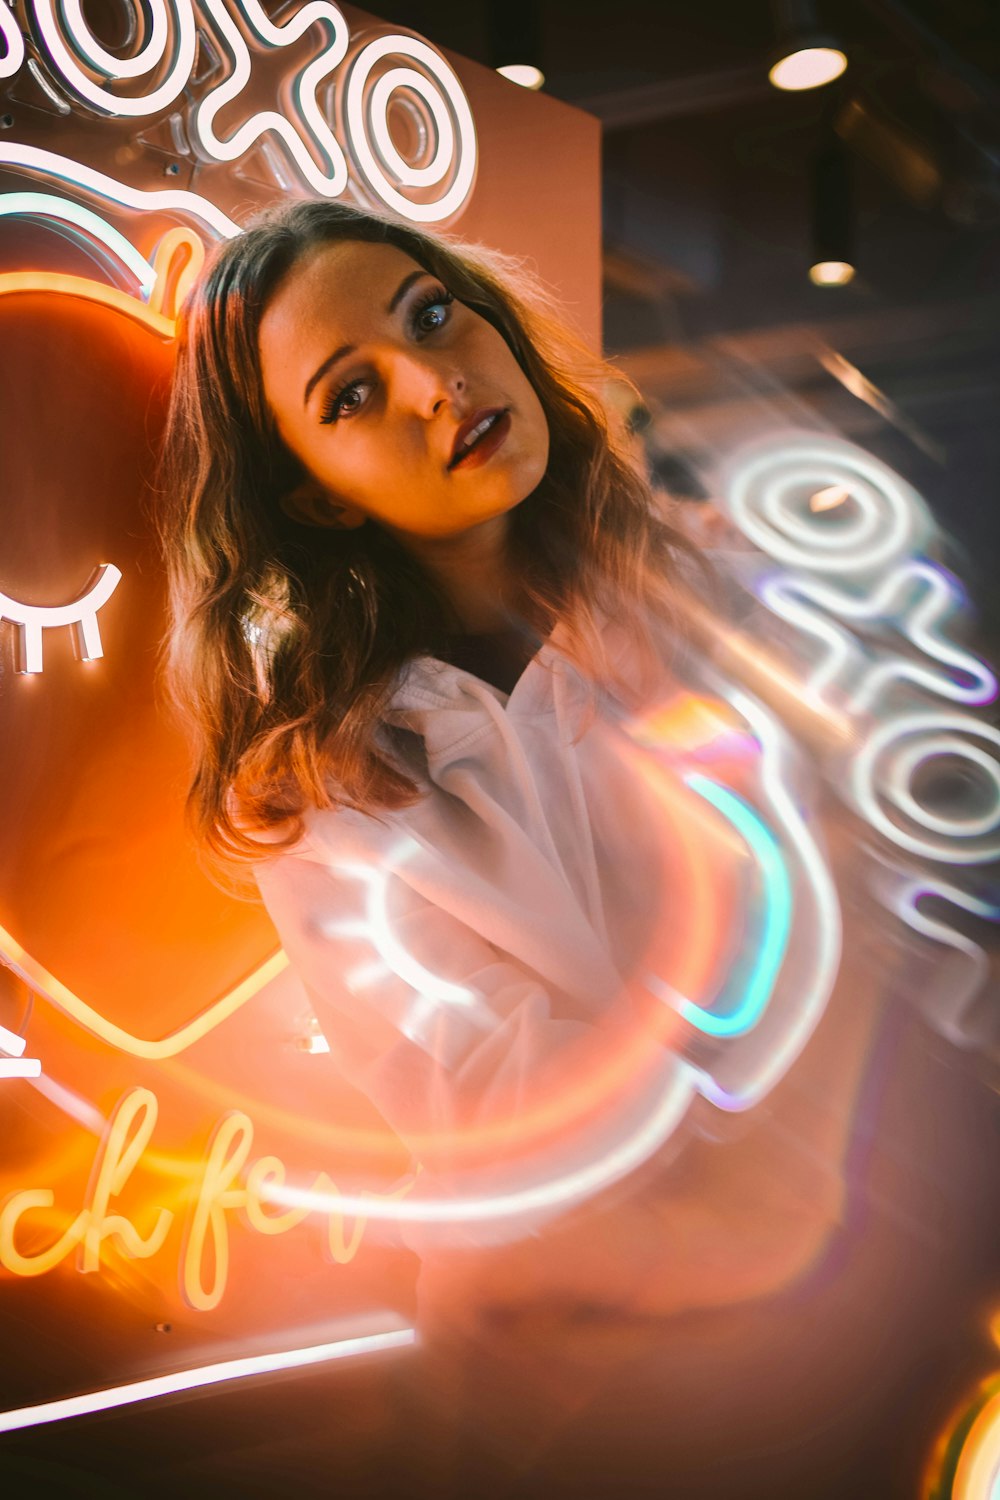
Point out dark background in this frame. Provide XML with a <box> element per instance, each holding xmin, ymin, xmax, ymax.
<box><xmin>381</xmin><ymin>0</ymin><xmax>1000</xmax><ymax>627</ymax></box>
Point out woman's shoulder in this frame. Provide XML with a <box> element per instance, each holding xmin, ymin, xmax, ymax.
<box><xmin>256</xmin><ymin>795</ymin><xmax>405</xmax><ymax>873</ymax></box>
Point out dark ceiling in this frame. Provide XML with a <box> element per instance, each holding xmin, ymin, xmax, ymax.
<box><xmin>372</xmin><ymin>0</ymin><xmax>1000</xmax><ymax>600</ymax></box>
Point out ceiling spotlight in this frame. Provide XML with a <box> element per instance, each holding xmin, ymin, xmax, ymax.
<box><xmin>809</xmin><ymin>139</ymin><xmax>856</xmax><ymax>287</ymax></box>
<box><xmin>769</xmin><ymin>1</ymin><xmax>847</xmax><ymax>92</ymax></box>
<box><xmin>809</xmin><ymin>261</ymin><xmax>855</xmax><ymax>286</ymax></box>
<box><xmin>489</xmin><ymin>1</ymin><xmax>545</xmax><ymax>91</ymax></box>
<box><xmin>809</xmin><ymin>483</ymin><xmax>851</xmax><ymax>511</ymax></box>
<box><xmin>496</xmin><ymin>63</ymin><xmax>545</xmax><ymax>91</ymax></box>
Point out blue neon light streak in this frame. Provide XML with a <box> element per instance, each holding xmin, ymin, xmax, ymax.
<box><xmin>650</xmin><ymin>774</ymin><xmax>792</xmax><ymax>1038</ymax></box>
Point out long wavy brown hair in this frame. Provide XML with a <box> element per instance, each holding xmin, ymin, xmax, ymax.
<box><xmin>158</xmin><ymin>199</ymin><xmax>702</xmax><ymax>868</ymax></box>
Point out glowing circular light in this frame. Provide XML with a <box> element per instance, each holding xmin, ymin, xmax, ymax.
<box><xmin>343</xmin><ymin>34</ymin><xmax>477</xmax><ymax>224</ymax></box>
<box><xmin>809</xmin><ymin>259</ymin><xmax>855</xmax><ymax>286</ymax></box>
<box><xmin>496</xmin><ymin>63</ymin><xmax>544</xmax><ymax>90</ymax></box>
<box><xmin>29</xmin><ymin>0</ymin><xmax>196</xmax><ymax>117</ymax></box>
<box><xmin>769</xmin><ymin>46</ymin><xmax>847</xmax><ymax>92</ymax></box>
<box><xmin>721</xmin><ymin>436</ymin><xmax>917</xmax><ymax>573</ymax></box>
<box><xmin>0</xmin><ymin>3</ymin><xmax>25</xmax><ymax>79</ymax></box>
<box><xmin>368</xmin><ymin>67</ymin><xmax>454</xmax><ymax>190</ymax></box>
<box><xmin>852</xmin><ymin>713</ymin><xmax>1000</xmax><ymax>862</ymax></box>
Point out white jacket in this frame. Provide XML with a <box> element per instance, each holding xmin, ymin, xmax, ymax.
<box><xmin>254</xmin><ymin>606</ymin><xmax>836</xmax><ymax>1238</ymax></box>
<box><xmin>254</xmin><ymin>619</ymin><xmax>699</xmax><ymax>1216</ymax></box>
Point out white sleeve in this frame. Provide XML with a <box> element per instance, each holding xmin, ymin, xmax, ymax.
<box><xmin>254</xmin><ymin>839</ymin><xmax>633</xmax><ymax>1184</ymax></box>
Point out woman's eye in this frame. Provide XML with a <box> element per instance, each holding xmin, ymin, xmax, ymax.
<box><xmin>320</xmin><ymin>379</ymin><xmax>371</xmax><ymax>425</ymax></box>
<box><xmin>412</xmin><ymin>289</ymin><xmax>454</xmax><ymax>337</ymax></box>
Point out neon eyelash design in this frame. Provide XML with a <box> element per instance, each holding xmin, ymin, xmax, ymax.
<box><xmin>319</xmin><ymin>284</ymin><xmax>454</xmax><ymax>425</ymax></box>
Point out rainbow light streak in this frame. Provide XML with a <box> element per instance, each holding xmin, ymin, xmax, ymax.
<box><xmin>190</xmin><ymin>0</ymin><xmax>350</xmax><ymax>198</ymax></box>
<box><xmin>264</xmin><ymin>1064</ymin><xmax>695</xmax><ymax>1226</ymax></box>
<box><xmin>0</xmin><ymin>563</ymin><xmax>122</xmax><ymax>674</ymax></box>
<box><xmin>646</xmin><ymin>774</ymin><xmax>792</xmax><ymax>1038</ymax></box>
<box><xmin>0</xmin><ymin>4</ymin><xmax>25</xmax><ymax>79</ymax></box>
<box><xmin>722</xmin><ymin>438</ymin><xmax>918</xmax><ymax>574</ymax></box>
<box><xmin>851</xmin><ymin>712</ymin><xmax>1000</xmax><ymax>863</ymax></box>
<box><xmin>684</xmin><ymin>686</ymin><xmax>842</xmax><ymax>1112</ymax></box>
<box><xmin>0</xmin><ymin>1323</ymin><xmax>416</xmax><ymax>1434</ymax></box>
<box><xmin>29</xmin><ymin>0</ymin><xmax>197</xmax><ymax>118</ymax></box>
<box><xmin>0</xmin><ymin>192</ymin><xmax>157</xmax><ymax>296</ymax></box>
<box><xmin>761</xmin><ymin>561</ymin><xmax>997</xmax><ymax>710</ymax></box>
<box><xmin>0</xmin><ymin>144</ymin><xmax>239</xmax><ymax>240</ymax></box>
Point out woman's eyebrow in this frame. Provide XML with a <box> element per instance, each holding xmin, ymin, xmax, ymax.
<box><xmin>386</xmin><ymin>269</ymin><xmax>426</xmax><ymax>314</ymax></box>
<box><xmin>304</xmin><ymin>344</ymin><xmax>354</xmax><ymax>408</ymax></box>
<box><xmin>302</xmin><ymin>271</ymin><xmax>429</xmax><ymax>408</ymax></box>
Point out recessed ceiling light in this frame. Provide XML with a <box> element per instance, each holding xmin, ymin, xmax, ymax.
<box><xmin>769</xmin><ymin>46</ymin><xmax>847</xmax><ymax>92</ymax></box>
<box><xmin>809</xmin><ymin>259</ymin><xmax>856</xmax><ymax>286</ymax></box>
<box><xmin>496</xmin><ymin>63</ymin><xmax>545</xmax><ymax>90</ymax></box>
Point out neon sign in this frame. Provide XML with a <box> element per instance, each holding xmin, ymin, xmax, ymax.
<box><xmin>0</xmin><ymin>1083</ymin><xmax>413</xmax><ymax>1310</ymax></box>
<box><xmin>646</xmin><ymin>772</ymin><xmax>792</xmax><ymax>1040</ymax></box>
<box><xmin>0</xmin><ymin>1322</ymin><xmax>416</xmax><ymax>1434</ymax></box>
<box><xmin>0</xmin><ymin>142</ymin><xmax>242</xmax><ymax>239</ymax></box>
<box><xmin>7</xmin><ymin>0</ymin><xmax>478</xmax><ymax>224</ymax></box>
<box><xmin>0</xmin><ymin>562</ymin><xmax>122</xmax><ymax>674</ymax></box>
<box><xmin>718</xmin><ymin>431</ymin><xmax>999</xmax><ymax>1029</ymax></box>
<box><xmin>330</xmin><ymin>838</ymin><xmax>501</xmax><ymax>1052</ymax></box>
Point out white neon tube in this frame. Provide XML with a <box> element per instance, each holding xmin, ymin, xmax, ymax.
<box><xmin>0</xmin><ymin>1323</ymin><xmax>416</xmax><ymax>1433</ymax></box>
<box><xmin>762</xmin><ymin>561</ymin><xmax>996</xmax><ymax>710</ymax></box>
<box><xmin>0</xmin><ymin>2</ymin><xmax>25</xmax><ymax>79</ymax></box>
<box><xmin>0</xmin><ymin>563</ymin><xmax>122</xmax><ymax>674</ymax></box>
<box><xmin>0</xmin><ymin>144</ymin><xmax>240</xmax><ymax>240</ymax></box>
<box><xmin>894</xmin><ymin>879</ymin><xmax>998</xmax><ymax>1045</ymax></box>
<box><xmin>29</xmin><ymin>0</ymin><xmax>197</xmax><ymax>118</ymax></box>
<box><xmin>721</xmin><ymin>436</ymin><xmax>918</xmax><ymax>573</ymax></box>
<box><xmin>851</xmin><ymin>712</ymin><xmax>1000</xmax><ymax>862</ymax></box>
<box><xmin>0</xmin><ymin>1058</ymin><xmax>41</xmax><ymax>1078</ymax></box>
<box><xmin>190</xmin><ymin>0</ymin><xmax>350</xmax><ymax>198</ymax></box>
<box><xmin>0</xmin><ymin>192</ymin><xmax>157</xmax><ymax>295</ymax></box>
<box><xmin>343</xmin><ymin>33</ymin><xmax>477</xmax><ymax>222</ymax></box>
<box><xmin>0</xmin><ymin>1022</ymin><xmax>27</xmax><ymax>1057</ymax></box>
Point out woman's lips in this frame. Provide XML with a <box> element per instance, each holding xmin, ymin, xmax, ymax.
<box><xmin>448</xmin><ymin>409</ymin><xmax>512</xmax><ymax>471</ymax></box>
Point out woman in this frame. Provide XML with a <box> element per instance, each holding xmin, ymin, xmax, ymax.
<box><xmin>158</xmin><ymin>201</ymin><xmax>870</xmax><ymax>1282</ymax></box>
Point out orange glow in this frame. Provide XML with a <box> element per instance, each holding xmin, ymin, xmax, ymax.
<box><xmin>0</xmin><ymin>1084</ymin><xmax>404</xmax><ymax>1310</ymax></box>
<box><xmin>952</xmin><ymin>1389</ymin><xmax>1000</xmax><ymax>1499</ymax></box>
<box><xmin>0</xmin><ymin>918</ymin><xmax>289</xmax><ymax>1058</ymax></box>
<box><xmin>148</xmin><ymin>226</ymin><xmax>206</xmax><ymax>321</ymax></box>
<box><xmin>0</xmin><ymin>271</ymin><xmax>176</xmax><ymax>337</ymax></box>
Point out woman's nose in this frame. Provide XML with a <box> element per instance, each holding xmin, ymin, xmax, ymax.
<box><xmin>393</xmin><ymin>350</ymin><xmax>465</xmax><ymax>418</ymax></box>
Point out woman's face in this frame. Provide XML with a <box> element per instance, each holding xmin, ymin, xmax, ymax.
<box><xmin>258</xmin><ymin>239</ymin><xmax>550</xmax><ymax>542</ymax></box>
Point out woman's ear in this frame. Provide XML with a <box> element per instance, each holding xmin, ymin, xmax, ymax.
<box><xmin>279</xmin><ymin>477</ymin><xmax>366</xmax><ymax>530</ymax></box>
